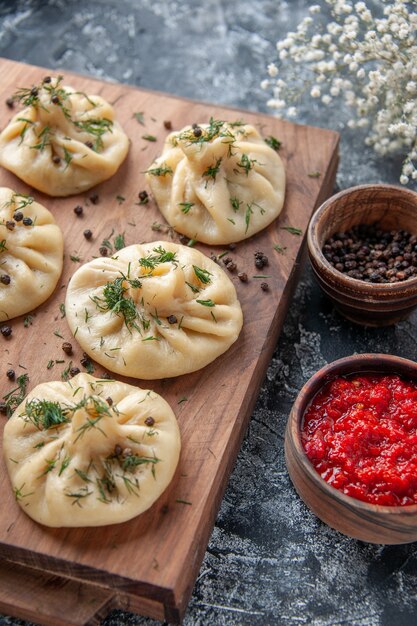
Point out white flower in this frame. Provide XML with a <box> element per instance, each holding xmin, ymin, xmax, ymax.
<box><xmin>263</xmin><ymin>0</ymin><xmax>417</xmax><ymax>185</ymax></box>
<box><xmin>267</xmin><ymin>63</ymin><xmax>278</xmax><ymax>78</ymax></box>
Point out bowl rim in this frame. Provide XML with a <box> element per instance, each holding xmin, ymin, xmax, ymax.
<box><xmin>288</xmin><ymin>352</ymin><xmax>417</xmax><ymax>515</ymax></box>
<box><xmin>307</xmin><ymin>183</ymin><xmax>417</xmax><ymax>294</ymax></box>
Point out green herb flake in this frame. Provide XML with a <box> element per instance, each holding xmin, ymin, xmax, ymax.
<box><xmin>308</xmin><ymin>171</ymin><xmax>321</xmax><ymax>178</ymax></box>
<box><xmin>175</xmin><ymin>498</ymin><xmax>192</xmax><ymax>505</ymax></box>
<box><xmin>274</xmin><ymin>244</ymin><xmax>287</xmax><ymax>254</ymax></box>
<box><xmin>23</xmin><ymin>314</ymin><xmax>34</xmax><ymax>328</ymax></box>
<box><xmin>264</xmin><ymin>136</ymin><xmax>282</xmax><ymax>151</ymax></box>
<box><xmin>59</xmin><ymin>303</ymin><xmax>66</xmax><ymax>318</ymax></box>
<box><xmin>133</xmin><ymin>111</ymin><xmax>145</xmax><ymax>125</ymax></box>
<box><xmin>193</xmin><ymin>265</ymin><xmax>212</xmax><ymax>284</ymax></box>
<box><xmin>179</xmin><ymin>202</ymin><xmax>194</xmax><ymax>214</ymax></box>
<box><xmin>3</xmin><ymin>373</ymin><xmax>29</xmax><ymax>417</ymax></box>
<box><xmin>142</xmin><ymin>134</ymin><xmax>157</xmax><ymax>142</ymax></box>
<box><xmin>70</xmin><ymin>254</ymin><xmax>81</xmax><ymax>263</ymax></box>
<box><xmin>178</xmin><ymin>396</ymin><xmax>188</xmax><ymax>404</ymax></box>
<box><xmin>196</xmin><ymin>299</ymin><xmax>215</xmax><ymax>307</ymax></box>
<box><xmin>281</xmin><ymin>226</ymin><xmax>302</xmax><ymax>236</ymax></box>
<box><xmin>116</xmin><ymin>195</ymin><xmax>125</xmax><ymax>204</ymax></box>
<box><xmin>54</xmin><ymin>330</ymin><xmax>64</xmax><ymax>339</ymax></box>
<box><xmin>146</xmin><ymin>164</ymin><xmax>173</xmax><ymax>177</ymax></box>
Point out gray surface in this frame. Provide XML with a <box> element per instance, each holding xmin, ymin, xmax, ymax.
<box><xmin>0</xmin><ymin>1</ymin><xmax>416</xmax><ymax>625</ymax></box>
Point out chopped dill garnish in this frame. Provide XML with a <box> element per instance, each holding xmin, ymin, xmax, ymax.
<box><xmin>91</xmin><ymin>276</ymin><xmax>140</xmax><ymax>331</ymax></box>
<box><xmin>142</xmin><ymin>134</ymin><xmax>157</xmax><ymax>142</ymax></box>
<box><xmin>230</xmin><ymin>197</ymin><xmax>242</xmax><ymax>212</ymax></box>
<box><xmin>193</xmin><ymin>265</ymin><xmax>212</xmax><ymax>284</ymax></box>
<box><xmin>245</xmin><ymin>203</ymin><xmax>253</xmax><ymax>233</ymax></box>
<box><xmin>139</xmin><ymin>246</ymin><xmax>177</xmax><ymax>270</ymax></box>
<box><xmin>146</xmin><ymin>164</ymin><xmax>173</xmax><ymax>176</ymax></box>
<box><xmin>274</xmin><ymin>244</ymin><xmax>287</xmax><ymax>254</ymax></box>
<box><xmin>179</xmin><ymin>202</ymin><xmax>194</xmax><ymax>214</ymax></box>
<box><xmin>23</xmin><ymin>398</ymin><xmax>70</xmax><ymax>430</ymax></box>
<box><xmin>113</xmin><ymin>232</ymin><xmax>126</xmax><ymax>251</ymax></box>
<box><xmin>3</xmin><ymin>373</ymin><xmax>29</xmax><ymax>417</ymax></box>
<box><xmin>235</xmin><ymin>153</ymin><xmax>256</xmax><ymax>176</ymax></box>
<box><xmin>264</xmin><ymin>136</ymin><xmax>282</xmax><ymax>151</ymax></box>
<box><xmin>196</xmin><ymin>299</ymin><xmax>215</xmax><ymax>307</ymax></box>
<box><xmin>133</xmin><ymin>111</ymin><xmax>145</xmax><ymax>125</ymax></box>
<box><xmin>281</xmin><ymin>226</ymin><xmax>302</xmax><ymax>236</ymax></box>
<box><xmin>73</xmin><ymin>118</ymin><xmax>113</xmax><ymax>152</ymax></box>
<box><xmin>59</xmin><ymin>303</ymin><xmax>66</xmax><ymax>318</ymax></box>
<box><xmin>0</xmin><ymin>239</ymin><xmax>7</xmax><ymax>253</ymax></box>
<box><xmin>202</xmin><ymin>157</ymin><xmax>222</xmax><ymax>184</ymax></box>
<box><xmin>23</xmin><ymin>314</ymin><xmax>34</xmax><ymax>328</ymax></box>
<box><xmin>185</xmin><ymin>281</ymin><xmax>200</xmax><ymax>293</ymax></box>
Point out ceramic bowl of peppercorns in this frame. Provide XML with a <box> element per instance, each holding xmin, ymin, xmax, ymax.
<box><xmin>285</xmin><ymin>353</ymin><xmax>417</xmax><ymax>544</ymax></box>
<box><xmin>308</xmin><ymin>184</ymin><xmax>417</xmax><ymax>326</ymax></box>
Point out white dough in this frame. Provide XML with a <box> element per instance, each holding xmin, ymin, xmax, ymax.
<box><xmin>0</xmin><ymin>187</ymin><xmax>63</xmax><ymax>322</ymax></box>
<box><xmin>0</xmin><ymin>76</ymin><xmax>129</xmax><ymax>196</ymax></box>
<box><xmin>3</xmin><ymin>373</ymin><xmax>181</xmax><ymax>527</ymax></box>
<box><xmin>146</xmin><ymin>120</ymin><xmax>286</xmax><ymax>244</ymax></box>
<box><xmin>65</xmin><ymin>241</ymin><xmax>243</xmax><ymax>379</ymax></box>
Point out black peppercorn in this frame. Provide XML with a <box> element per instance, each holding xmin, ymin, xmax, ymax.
<box><xmin>89</xmin><ymin>193</ymin><xmax>99</xmax><ymax>205</ymax></box>
<box><xmin>80</xmin><ymin>355</ymin><xmax>91</xmax><ymax>367</ymax></box>
<box><xmin>193</xmin><ymin>127</ymin><xmax>202</xmax><ymax>137</ymax></box>
<box><xmin>62</xmin><ymin>342</ymin><xmax>73</xmax><ymax>355</ymax></box>
<box><xmin>138</xmin><ymin>190</ymin><xmax>148</xmax><ymax>202</ymax></box>
<box><xmin>99</xmin><ymin>246</ymin><xmax>108</xmax><ymax>257</ymax></box>
<box><xmin>323</xmin><ymin>224</ymin><xmax>417</xmax><ymax>285</ymax></box>
<box><xmin>114</xmin><ymin>444</ymin><xmax>122</xmax><ymax>455</ymax></box>
<box><xmin>22</xmin><ymin>217</ymin><xmax>33</xmax><ymax>226</ymax></box>
<box><xmin>106</xmin><ymin>397</ymin><xmax>113</xmax><ymax>406</ymax></box>
<box><xmin>83</xmin><ymin>229</ymin><xmax>93</xmax><ymax>240</ymax></box>
<box><xmin>238</xmin><ymin>272</ymin><xmax>248</xmax><ymax>282</ymax></box>
<box><xmin>43</xmin><ymin>76</ymin><xmax>52</xmax><ymax>83</ymax></box>
<box><xmin>52</xmin><ymin>155</ymin><xmax>60</xmax><ymax>164</ymax></box>
<box><xmin>0</xmin><ymin>274</ymin><xmax>11</xmax><ymax>285</ymax></box>
<box><xmin>5</xmin><ymin>97</ymin><xmax>14</xmax><ymax>108</ymax></box>
<box><xmin>145</xmin><ymin>416</ymin><xmax>155</xmax><ymax>426</ymax></box>
<box><xmin>1</xmin><ymin>326</ymin><xmax>12</xmax><ymax>338</ymax></box>
<box><xmin>6</xmin><ymin>369</ymin><xmax>15</xmax><ymax>380</ymax></box>
<box><xmin>0</xmin><ymin>402</ymin><xmax>7</xmax><ymax>415</ymax></box>
<box><xmin>167</xmin><ymin>315</ymin><xmax>177</xmax><ymax>324</ymax></box>
<box><xmin>6</xmin><ymin>220</ymin><xmax>15</xmax><ymax>230</ymax></box>
<box><xmin>13</xmin><ymin>211</ymin><xmax>23</xmax><ymax>222</ymax></box>
<box><xmin>85</xmin><ymin>141</ymin><xmax>94</xmax><ymax>149</ymax></box>
<box><xmin>69</xmin><ymin>366</ymin><xmax>80</xmax><ymax>377</ymax></box>
<box><xmin>261</xmin><ymin>282</ymin><xmax>269</xmax><ymax>291</ymax></box>
<box><xmin>164</xmin><ymin>120</ymin><xmax>172</xmax><ymax>130</ymax></box>
<box><xmin>74</xmin><ymin>205</ymin><xmax>83</xmax><ymax>217</ymax></box>
<box><xmin>51</xmin><ymin>95</ymin><xmax>60</xmax><ymax>105</ymax></box>
<box><xmin>30</xmin><ymin>87</ymin><xmax>38</xmax><ymax>97</ymax></box>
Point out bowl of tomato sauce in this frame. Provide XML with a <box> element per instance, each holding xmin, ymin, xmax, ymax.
<box><xmin>285</xmin><ymin>353</ymin><xmax>417</xmax><ymax>544</ymax></box>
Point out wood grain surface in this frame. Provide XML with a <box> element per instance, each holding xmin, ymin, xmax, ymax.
<box><xmin>0</xmin><ymin>57</ymin><xmax>339</xmax><ymax>625</ymax></box>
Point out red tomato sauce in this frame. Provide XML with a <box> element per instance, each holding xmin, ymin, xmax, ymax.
<box><xmin>302</xmin><ymin>373</ymin><xmax>417</xmax><ymax>506</ymax></box>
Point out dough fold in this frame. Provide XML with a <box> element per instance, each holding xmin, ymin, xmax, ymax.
<box><xmin>3</xmin><ymin>373</ymin><xmax>181</xmax><ymax>527</ymax></box>
<box><xmin>146</xmin><ymin>120</ymin><xmax>285</xmax><ymax>244</ymax></box>
<box><xmin>65</xmin><ymin>241</ymin><xmax>243</xmax><ymax>379</ymax></box>
<box><xmin>0</xmin><ymin>76</ymin><xmax>129</xmax><ymax>196</ymax></box>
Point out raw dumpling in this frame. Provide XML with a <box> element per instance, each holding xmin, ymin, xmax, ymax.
<box><xmin>0</xmin><ymin>187</ymin><xmax>64</xmax><ymax>322</ymax></box>
<box><xmin>3</xmin><ymin>373</ymin><xmax>181</xmax><ymax>527</ymax></box>
<box><xmin>65</xmin><ymin>241</ymin><xmax>243</xmax><ymax>379</ymax></box>
<box><xmin>146</xmin><ymin>119</ymin><xmax>286</xmax><ymax>244</ymax></box>
<box><xmin>0</xmin><ymin>76</ymin><xmax>129</xmax><ymax>196</ymax></box>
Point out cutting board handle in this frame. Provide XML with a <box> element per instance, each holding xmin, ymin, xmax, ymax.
<box><xmin>0</xmin><ymin>560</ymin><xmax>115</xmax><ymax>626</ymax></box>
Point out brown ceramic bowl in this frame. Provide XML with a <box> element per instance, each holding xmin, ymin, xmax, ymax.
<box><xmin>308</xmin><ymin>184</ymin><xmax>417</xmax><ymax>326</ymax></box>
<box><xmin>285</xmin><ymin>353</ymin><xmax>417</xmax><ymax>544</ymax></box>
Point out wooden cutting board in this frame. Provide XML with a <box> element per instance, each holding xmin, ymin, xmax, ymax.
<box><xmin>0</xmin><ymin>57</ymin><xmax>339</xmax><ymax>626</ymax></box>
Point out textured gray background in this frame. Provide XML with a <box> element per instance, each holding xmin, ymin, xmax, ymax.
<box><xmin>0</xmin><ymin>0</ymin><xmax>416</xmax><ymax>625</ymax></box>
